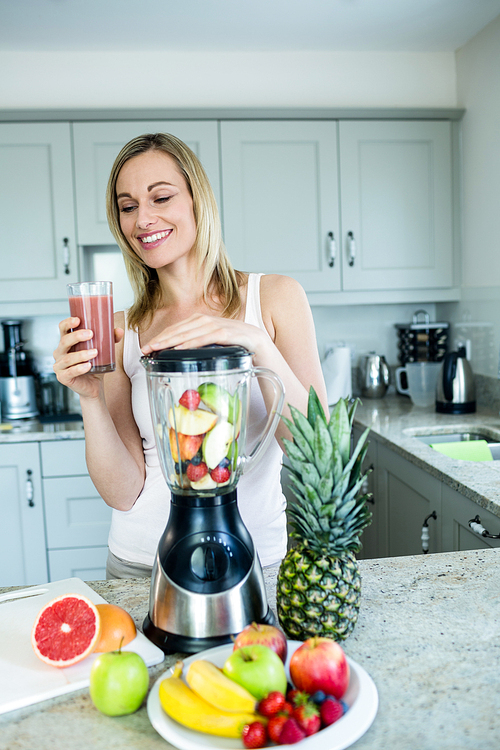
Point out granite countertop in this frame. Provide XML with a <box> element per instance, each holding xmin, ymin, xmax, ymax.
<box><xmin>0</xmin><ymin>418</ymin><xmax>85</xmax><ymax>443</ymax></box>
<box><xmin>1</xmin><ymin>548</ymin><xmax>499</xmax><ymax>749</ymax></box>
<box><xmin>353</xmin><ymin>393</ymin><xmax>500</xmax><ymax>518</ymax></box>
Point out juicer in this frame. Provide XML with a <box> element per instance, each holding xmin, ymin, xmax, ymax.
<box><xmin>0</xmin><ymin>320</ymin><xmax>39</xmax><ymax>419</ymax></box>
<box><xmin>141</xmin><ymin>345</ymin><xmax>285</xmax><ymax>654</ymax></box>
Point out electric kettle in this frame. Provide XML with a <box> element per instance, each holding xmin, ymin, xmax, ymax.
<box><xmin>436</xmin><ymin>346</ymin><xmax>476</xmax><ymax>414</ymax></box>
<box><xmin>359</xmin><ymin>352</ymin><xmax>391</xmax><ymax>398</ymax></box>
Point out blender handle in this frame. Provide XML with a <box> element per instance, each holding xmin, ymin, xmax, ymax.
<box><xmin>240</xmin><ymin>367</ymin><xmax>285</xmax><ymax>474</ymax></box>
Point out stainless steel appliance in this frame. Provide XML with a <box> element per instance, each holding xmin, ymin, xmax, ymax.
<box><xmin>395</xmin><ymin>310</ymin><xmax>449</xmax><ymax>365</ymax></box>
<box><xmin>0</xmin><ymin>321</ymin><xmax>39</xmax><ymax>419</ymax></box>
<box><xmin>436</xmin><ymin>346</ymin><xmax>476</xmax><ymax>414</ymax></box>
<box><xmin>359</xmin><ymin>352</ymin><xmax>391</xmax><ymax>398</ymax></box>
<box><xmin>141</xmin><ymin>345</ymin><xmax>284</xmax><ymax>654</ymax></box>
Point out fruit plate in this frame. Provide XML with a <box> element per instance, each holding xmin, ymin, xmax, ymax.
<box><xmin>147</xmin><ymin>640</ymin><xmax>378</xmax><ymax>750</ymax></box>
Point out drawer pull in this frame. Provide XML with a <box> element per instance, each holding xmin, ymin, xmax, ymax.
<box><xmin>63</xmin><ymin>237</ymin><xmax>71</xmax><ymax>275</ymax></box>
<box><xmin>26</xmin><ymin>470</ymin><xmax>34</xmax><ymax>507</ymax></box>
<box><xmin>421</xmin><ymin>510</ymin><xmax>437</xmax><ymax>553</ymax></box>
<box><xmin>347</xmin><ymin>231</ymin><xmax>356</xmax><ymax>266</ymax></box>
<box><xmin>468</xmin><ymin>514</ymin><xmax>500</xmax><ymax>539</ymax></box>
<box><xmin>327</xmin><ymin>231</ymin><xmax>336</xmax><ymax>267</ymax></box>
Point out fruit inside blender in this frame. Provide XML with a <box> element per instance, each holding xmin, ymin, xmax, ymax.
<box><xmin>161</xmin><ymin>381</ymin><xmax>242</xmax><ymax>492</ymax></box>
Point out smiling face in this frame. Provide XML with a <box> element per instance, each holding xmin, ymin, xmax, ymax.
<box><xmin>115</xmin><ymin>149</ymin><xmax>198</xmax><ymax>271</ymax></box>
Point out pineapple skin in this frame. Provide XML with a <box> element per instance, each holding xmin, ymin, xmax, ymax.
<box><xmin>277</xmin><ymin>544</ymin><xmax>361</xmax><ymax>641</ymax></box>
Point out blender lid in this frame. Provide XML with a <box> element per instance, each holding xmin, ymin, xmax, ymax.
<box><xmin>141</xmin><ymin>345</ymin><xmax>254</xmax><ymax>373</ymax></box>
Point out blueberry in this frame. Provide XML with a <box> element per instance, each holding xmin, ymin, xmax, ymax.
<box><xmin>219</xmin><ymin>457</ymin><xmax>230</xmax><ymax>469</ymax></box>
<box><xmin>340</xmin><ymin>700</ymin><xmax>349</xmax><ymax>714</ymax></box>
<box><xmin>310</xmin><ymin>690</ymin><xmax>327</xmax><ymax>705</ymax></box>
<box><xmin>190</xmin><ymin>454</ymin><xmax>202</xmax><ymax>465</ymax></box>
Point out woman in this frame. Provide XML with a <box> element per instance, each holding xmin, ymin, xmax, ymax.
<box><xmin>54</xmin><ymin>132</ymin><xmax>328</xmax><ymax>578</ymax></box>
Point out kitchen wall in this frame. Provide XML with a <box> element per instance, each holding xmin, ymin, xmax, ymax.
<box><xmin>436</xmin><ymin>14</ymin><xmax>500</xmax><ymax>378</ymax></box>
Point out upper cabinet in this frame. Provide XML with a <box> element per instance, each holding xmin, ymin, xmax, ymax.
<box><xmin>0</xmin><ymin>123</ymin><xmax>78</xmax><ymax>304</ymax></box>
<box><xmin>220</xmin><ymin>121</ymin><xmax>341</xmax><ymax>293</ymax></box>
<box><xmin>220</xmin><ymin>119</ymin><xmax>456</xmax><ymax>300</ymax></box>
<box><xmin>72</xmin><ymin>121</ymin><xmax>221</xmax><ymax>246</ymax></box>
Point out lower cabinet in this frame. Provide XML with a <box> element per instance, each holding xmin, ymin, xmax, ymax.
<box><xmin>0</xmin><ymin>443</ymin><xmax>48</xmax><ymax>587</ymax></box>
<box><xmin>40</xmin><ymin>440</ymin><xmax>112</xmax><ymax>581</ymax></box>
<box><xmin>441</xmin><ymin>486</ymin><xmax>500</xmax><ymax>551</ymax></box>
<box><xmin>0</xmin><ymin>438</ymin><xmax>111</xmax><ymax>587</ymax></box>
<box><xmin>354</xmin><ymin>427</ymin><xmax>382</xmax><ymax>560</ymax></box>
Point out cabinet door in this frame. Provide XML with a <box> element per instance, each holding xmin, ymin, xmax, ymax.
<box><xmin>354</xmin><ymin>429</ymin><xmax>384</xmax><ymax>560</ymax></box>
<box><xmin>43</xmin><ymin>476</ymin><xmax>112</xmax><ymax>549</ymax></box>
<box><xmin>0</xmin><ymin>123</ymin><xmax>77</xmax><ymax>302</ymax></box>
<box><xmin>48</xmin><ymin>547</ymin><xmax>108</xmax><ymax>582</ymax></box>
<box><xmin>377</xmin><ymin>444</ymin><xmax>441</xmax><ymax>557</ymax></box>
<box><xmin>0</xmin><ymin>443</ymin><xmax>48</xmax><ymax>586</ymax></box>
<box><xmin>220</xmin><ymin>121</ymin><xmax>340</xmax><ymax>292</ymax></box>
<box><xmin>339</xmin><ymin>120</ymin><xmax>453</xmax><ymax>291</ymax></box>
<box><xmin>72</xmin><ymin>121</ymin><xmax>221</xmax><ymax>245</ymax></box>
<box><xmin>441</xmin><ymin>486</ymin><xmax>500</xmax><ymax>551</ymax></box>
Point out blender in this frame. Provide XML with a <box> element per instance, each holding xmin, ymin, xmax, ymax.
<box><xmin>141</xmin><ymin>345</ymin><xmax>285</xmax><ymax>654</ymax></box>
<box><xmin>0</xmin><ymin>320</ymin><xmax>39</xmax><ymax>420</ymax></box>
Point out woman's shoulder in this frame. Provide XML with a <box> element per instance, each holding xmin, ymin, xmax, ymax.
<box><xmin>259</xmin><ymin>273</ymin><xmax>307</xmax><ymax>304</ymax></box>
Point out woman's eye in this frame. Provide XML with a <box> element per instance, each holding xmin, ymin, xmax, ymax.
<box><xmin>119</xmin><ymin>205</ymin><xmax>136</xmax><ymax>214</ymax></box>
<box><xmin>155</xmin><ymin>196</ymin><xmax>172</xmax><ymax>204</ymax></box>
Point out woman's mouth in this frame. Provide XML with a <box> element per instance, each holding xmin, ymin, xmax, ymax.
<box><xmin>138</xmin><ymin>230</ymin><xmax>172</xmax><ymax>245</ymax></box>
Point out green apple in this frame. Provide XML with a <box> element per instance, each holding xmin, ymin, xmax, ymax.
<box><xmin>222</xmin><ymin>644</ymin><xmax>287</xmax><ymax>701</ymax></box>
<box><xmin>202</xmin><ymin>420</ymin><xmax>234</xmax><ymax>469</ymax></box>
<box><xmin>198</xmin><ymin>382</ymin><xmax>241</xmax><ymax>426</ymax></box>
<box><xmin>89</xmin><ymin>650</ymin><xmax>149</xmax><ymax>716</ymax></box>
<box><xmin>168</xmin><ymin>405</ymin><xmax>218</xmax><ymax>436</ymax></box>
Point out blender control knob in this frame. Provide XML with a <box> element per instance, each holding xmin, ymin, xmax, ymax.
<box><xmin>190</xmin><ymin>543</ymin><xmax>229</xmax><ymax>582</ymax></box>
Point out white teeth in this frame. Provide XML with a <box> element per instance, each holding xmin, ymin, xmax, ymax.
<box><xmin>140</xmin><ymin>231</ymin><xmax>169</xmax><ymax>244</ymax></box>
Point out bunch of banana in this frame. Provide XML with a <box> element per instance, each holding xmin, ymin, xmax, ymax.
<box><xmin>159</xmin><ymin>661</ymin><xmax>262</xmax><ymax>738</ymax></box>
<box><xmin>186</xmin><ymin>659</ymin><xmax>257</xmax><ymax>713</ymax></box>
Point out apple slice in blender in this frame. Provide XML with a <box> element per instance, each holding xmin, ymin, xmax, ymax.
<box><xmin>168</xmin><ymin>428</ymin><xmax>203</xmax><ymax>462</ymax></box>
<box><xmin>190</xmin><ymin>472</ymin><xmax>218</xmax><ymax>490</ymax></box>
<box><xmin>198</xmin><ymin>382</ymin><xmax>241</xmax><ymax>424</ymax></box>
<box><xmin>202</xmin><ymin>420</ymin><xmax>235</xmax><ymax>470</ymax></box>
<box><xmin>168</xmin><ymin>405</ymin><xmax>218</xmax><ymax>435</ymax></box>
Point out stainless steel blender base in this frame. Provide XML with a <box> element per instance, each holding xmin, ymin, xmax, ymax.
<box><xmin>144</xmin><ymin>547</ymin><xmax>276</xmax><ymax>654</ymax></box>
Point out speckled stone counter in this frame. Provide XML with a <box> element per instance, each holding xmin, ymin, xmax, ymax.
<box><xmin>1</xmin><ymin>549</ymin><xmax>499</xmax><ymax>750</ymax></box>
<box><xmin>354</xmin><ymin>394</ymin><xmax>500</xmax><ymax>518</ymax></box>
<box><xmin>0</xmin><ymin>418</ymin><xmax>84</xmax><ymax>443</ymax></box>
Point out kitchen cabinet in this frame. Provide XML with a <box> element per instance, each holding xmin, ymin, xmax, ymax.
<box><xmin>354</xmin><ymin>427</ymin><xmax>382</xmax><ymax>560</ymax></box>
<box><xmin>441</xmin><ymin>486</ymin><xmax>500</xmax><ymax>551</ymax></box>
<box><xmin>40</xmin><ymin>440</ymin><xmax>111</xmax><ymax>581</ymax></box>
<box><xmin>375</xmin><ymin>443</ymin><xmax>442</xmax><ymax>557</ymax></box>
<box><xmin>220</xmin><ymin>119</ymin><xmax>455</xmax><ymax>298</ymax></box>
<box><xmin>0</xmin><ymin>123</ymin><xmax>78</xmax><ymax>304</ymax></box>
<box><xmin>72</xmin><ymin>120</ymin><xmax>221</xmax><ymax>246</ymax></box>
<box><xmin>0</xmin><ymin>443</ymin><xmax>48</xmax><ymax>587</ymax></box>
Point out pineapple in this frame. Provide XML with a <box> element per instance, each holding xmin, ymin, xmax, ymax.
<box><xmin>277</xmin><ymin>388</ymin><xmax>372</xmax><ymax>641</ymax></box>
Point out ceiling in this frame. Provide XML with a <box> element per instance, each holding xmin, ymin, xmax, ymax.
<box><xmin>1</xmin><ymin>0</ymin><xmax>500</xmax><ymax>53</ymax></box>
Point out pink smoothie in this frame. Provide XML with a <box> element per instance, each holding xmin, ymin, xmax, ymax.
<box><xmin>69</xmin><ymin>294</ymin><xmax>115</xmax><ymax>372</ymax></box>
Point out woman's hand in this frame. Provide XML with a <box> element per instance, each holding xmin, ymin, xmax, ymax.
<box><xmin>53</xmin><ymin>317</ymin><xmax>124</xmax><ymax>399</ymax></box>
<box><xmin>140</xmin><ymin>313</ymin><xmax>269</xmax><ymax>356</ymax></box>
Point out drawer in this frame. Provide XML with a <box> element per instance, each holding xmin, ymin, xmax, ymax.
<box><xmin>48</xmin><ymin>546</ymin><xmax>109</xmax><ymax>582</ymax></box>
<box><xmin>43</xmin><ymin>475</ymin><xmax>112</xmax><ymax>548</ymax></box>
<box><xmin>40</xmin><ymin>439</ymin><xmax>87</xmax><ymax>477</ymax></box>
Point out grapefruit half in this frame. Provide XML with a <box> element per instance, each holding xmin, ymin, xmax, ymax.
<box><xmin>31</xmin><ymin>593</ymin><xmax>101</xmax><ymax>668</ymax></box>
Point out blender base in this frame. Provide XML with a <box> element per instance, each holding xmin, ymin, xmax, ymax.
<box><xmin>143</xmin><ymin>607</ymin><xmax>276</xmax><ymax>655</ymax></box>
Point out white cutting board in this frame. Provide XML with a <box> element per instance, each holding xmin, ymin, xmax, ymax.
<box><xmin>0</xmin><ymin>577</ymin><xmax>164</xmax><ymax>715</ymax></box>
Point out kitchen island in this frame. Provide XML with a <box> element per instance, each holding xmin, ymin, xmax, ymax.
<box><xmin>1</xmin><ymin>548</ymin><xmax>498</xmax><ymax>750</ymax></box>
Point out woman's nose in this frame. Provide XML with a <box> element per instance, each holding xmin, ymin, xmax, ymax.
<box><xmin>136</xmin><ymin>203</ymin><xmax>157</xmax><ymax>229</ymax></box>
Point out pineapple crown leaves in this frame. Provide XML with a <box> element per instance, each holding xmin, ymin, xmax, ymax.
<box><xmin>282</xmin><ymin>387</ymin><xmax>373</xmax><ymax>555</ymax></box>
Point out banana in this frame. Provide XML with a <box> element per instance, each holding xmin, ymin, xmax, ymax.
<box><xmin>185</xmin><ymin>659</ymin><xmax>257</xmax><ymax>713</ymax></box>
<box><xmin>159</xmin><ymin>661</ymin><xmax>261</xmax><ymax>738</ymax></box>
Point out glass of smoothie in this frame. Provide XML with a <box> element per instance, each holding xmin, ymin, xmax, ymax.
<box><xmin>67</xmin><ymin>281</ymin><xmax>115</xmax><ymax>373</ymax></box>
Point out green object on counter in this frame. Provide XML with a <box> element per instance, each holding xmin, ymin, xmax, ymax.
<box><xmin>430</xmin><ymin>439</ymin><xmax>493</xmax><ymax>461</ymax></box>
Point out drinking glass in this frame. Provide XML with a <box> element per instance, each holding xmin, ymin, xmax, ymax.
<box><xmin>67</xmin><ymin>281</ymin><xmax>115</xmax><ymax>373</ymax></box>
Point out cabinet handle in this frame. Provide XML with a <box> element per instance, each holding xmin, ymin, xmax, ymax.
<box><xmin>347</xmin><ymin>231</ymin><xmax>356</xmax><ymax>266</ymax></box>
<box><xmin>421</xmin><ymin>510</ymin><xmax>437</xmax><ymax>553</ymax></box>
<box><xmin>26</xmin><ymin>469</ymin><xmax>34</xmax><ymax>507</ymax></box>
<box><xmin>62</xmin><ymin>237</ymin><xmax>71</xmax><ymax>275</ymax></box>
<box><xmin>468</xmin><ymin>514</ymin><xmax>500</xmax><ymax>539</ymax></box>
<box><xmin>327</xmin><ymin>232</ymin><xmax>336</xmax><ymax>267</ymax></box>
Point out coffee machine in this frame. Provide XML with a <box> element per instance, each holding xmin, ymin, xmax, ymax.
<box><xmin>0</xmin><ymin>320</ymin><xmax>39</xmax><ymax>419</ymax></box>
<box><xmin>141</xmin><ymin>345</ymin><xmax>284</xmax><ymax>654</ymax></box>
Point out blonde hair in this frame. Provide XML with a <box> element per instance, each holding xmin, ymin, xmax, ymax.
<box><xmin>106</xmin><ymin>132</ymin><xmax>242</xmax><ymax>330</ymax></box>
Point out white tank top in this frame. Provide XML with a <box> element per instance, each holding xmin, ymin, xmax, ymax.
<box><xmin>107</xmin><ymin>273</ymin><xmax>287</xmax><ymax>568</ymax></box>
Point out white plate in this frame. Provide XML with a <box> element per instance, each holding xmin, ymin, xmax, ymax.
<box><xmin>147</xmin><ymin>640</ymin><xmax>378</xmax><ymax>750</ymax></box>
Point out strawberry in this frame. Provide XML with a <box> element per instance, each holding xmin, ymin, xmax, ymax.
<box><xmin>242</xmin><ymin>721</ymin><xmax>267</xmax><ymax>749</ymax></box>
<box><xmin>286</xmin><ymin>688</ymin><xmax>301</xmax><ymax>705</ymax></box>
<box><xmin>179</xmin><ymin>389</ymin><xmax>201</xmax><ymax>411</ymax></box>
<box><xmin>281</xmin><ymin>700</ymin><xmax>294</xmax><ymax>717</ymax></box>
<box><xmin>320</xmin><ymin>697</ymin><xmax>344</xmax><ymax>727</ymax></box>
<box><xmin>293</xmin><ymin>702</ymin><xmax>321</xmax><ymax>736</ymax></box>
<box><xmin>257</xmin><ymin>690</ymin><xmax>286</xmax><ymax>717</ymax></box>
<box><xmin>278</xmin><ymin>718</ymin><xmax>306</xmax><ymax>745</ymax></box>
<box><xmin>210</xmin><ymin>465</ymin><xmax>231</xmax><ymax>484</ymax></box>
<box><xmin>268</xmin><ymin>714</ymin><xmax>289</xmax><ymax>744</ymax></box>
<box><xmin>186</xmin><ymin>461</ymin><xmax>208</xmax><ymax>482</ymax></box>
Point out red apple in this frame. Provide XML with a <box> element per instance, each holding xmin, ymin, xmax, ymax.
<box><xmin>233</xmin><ymin>622</ymin><xmax>288</xmax><ymax>663</ymax></box>
<box><xmin>169</xmin><ymin>429</ymin><xmax>203</xmax><ymax>462</ymax></box>
<box><xmin>289</xmin><ymin>637</ymin><xmax>349</xmax><ymax>700</ymax></box>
